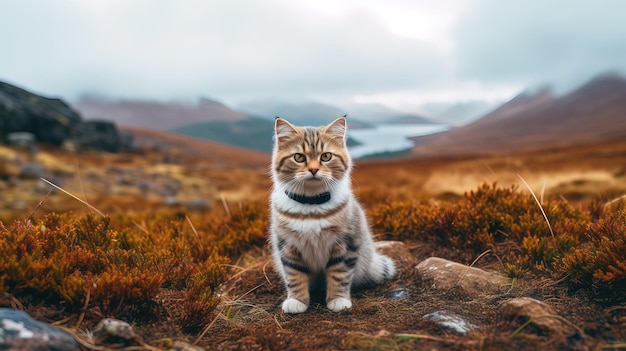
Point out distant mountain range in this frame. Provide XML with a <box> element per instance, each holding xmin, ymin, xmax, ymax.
<box><xmin>412</xmin><ymin>73</ymin><xmax>626</xmax><ymax>156</ymax></box>
<box><xmin>73</xmin><ymin>95</ymin><xmax>435</xmax><ymax>154</ymax></box>
<box><xmin>74</xmin><ymin>96</ymin><xmax>247</xmax><ymax>130</ymax></box>
<box><xmin>59</xmin><ymin>72</ymin><xmax>626</xmax><ymax>159</ymax></box>
<box><xmin>236</xmin><ymin>100</ymin><xmax>432</xmax><ymax>127</ymax></box>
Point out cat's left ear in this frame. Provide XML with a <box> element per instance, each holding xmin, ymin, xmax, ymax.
<box><xmin>325</xmin><ymin>115</ymin><xmax>347</xmax><ymax>140</ymax></box>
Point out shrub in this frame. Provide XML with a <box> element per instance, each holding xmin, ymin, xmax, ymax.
<box><xmin>557</xmin><ymin>206</ymin><xmax>626</xmax><ymax>301</ymax></box>
<box><xmin>0</xmin><ymin>206</ymin><xmax>260</xmax><ymax>319</ymax></box>
<box><xmin>370</xmin><ymin>183</ymin><xmax>590</xmax><ymax>271</ymax></box>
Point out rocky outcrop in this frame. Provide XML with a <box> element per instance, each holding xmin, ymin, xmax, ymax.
<box><xmin>0</xmin><ymin>81</ymin><xmax>82</xmax><ymax>146</ymax></box>
<box><xmin>0</xmin><ymin>81</ymin><xmax>133</xmax><ymax>152</ymax></box>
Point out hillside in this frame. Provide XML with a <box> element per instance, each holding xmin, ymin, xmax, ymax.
<box><xmin>412</xmin><ymin>73</ymin><xmax>626</xmax><ymax>156</ymax></box>
<box><xmin>171</xmin><ymin>116</ymin><xmax>275</xmax><ymax>153</ymax></box>
<box><xmin>74</xmin><ymin>96</ymin><xmax>247</xmax><ymax>130</ymax></box>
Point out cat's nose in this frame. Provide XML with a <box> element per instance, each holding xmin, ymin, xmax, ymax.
<box><xmin>309</xmin><ymin>168</ymin><xmax>319</xmax><ymax>175</ymax></box>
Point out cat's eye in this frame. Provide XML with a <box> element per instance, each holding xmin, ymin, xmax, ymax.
<box><xmin>320</xmin><ymin>152</ymin><xmax>332</xmax><ymax>162</ymax></box>
<box><xmin>293</xmin><ymin>153</ymin><xmax>306</xmax><ymax>163</ymax></box>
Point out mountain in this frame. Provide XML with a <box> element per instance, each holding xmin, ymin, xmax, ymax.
<box><xmin>128</xmin><ymin>127</ymin><xmax>269</xmax><ymax>168</ymax></box>
<box><xmin>236</xmin><ymin>100</ymin><xmax>437</xmax><ymax>127</ymax></box>
<box><xmin>412</xmin><ymin>73</ymin><xmax>626</xmax><ymax>156</ymax></box>
<box><xmin>74</xmin><ymin>96</ymin><xmax>247</xmax><ymax>130</ymax></box>
<box><xmin>416</xmin><ymin>100</ymin><xmax>501</xmax><ymax>126</ymax></box>
<box><xmin>237</xmin><ymin>101</ymin><xmax>347</xmax><ymax>126</ymax></box>
<box><xmin>172</xmin><ymin>116</ymin><xmax>275</xmax><ymax>153</ymax></box>
<box><xmin>172</xmin><ymin>116</ymin><xmax>361</xmax><ymax>153</ymax></box>
<box><xmin>386</xmin><ymin>114</ymin><xmax>434</xmax><ymax>125</ymax></box>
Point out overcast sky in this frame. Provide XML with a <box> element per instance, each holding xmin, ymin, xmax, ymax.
<box><xmin>2</xmin><ymin>0</ymin><xmax>625</xmax><ymax>112</ymax></box>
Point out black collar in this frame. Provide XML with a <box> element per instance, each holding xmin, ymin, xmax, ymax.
<box><xmin>285</xmin><ymin>190</ymin><xmax>331</xmax><ymax>205</ymax></box>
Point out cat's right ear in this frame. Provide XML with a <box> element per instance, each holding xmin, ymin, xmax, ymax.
<box><xmin>275</xmin><ymin>117</ymin><xmax>297</xmax><ymax>143</ymax></box>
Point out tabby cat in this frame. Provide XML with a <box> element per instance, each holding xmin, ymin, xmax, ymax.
<box><xmin>269</xmin><ymin>116</ymin><xmax>395</xmax><ymax>314</ymax></box>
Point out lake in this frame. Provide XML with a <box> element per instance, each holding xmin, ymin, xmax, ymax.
<box><xmin>348</xmin><ymin>124</ymin><xmax>449</xmax><ymax>159</ymax></box>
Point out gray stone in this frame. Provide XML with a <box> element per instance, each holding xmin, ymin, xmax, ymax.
<box><xmin>19</xmin><ymin>162</ymin><xmax>45</xmax><ymax>179</ymax></box>
<box><xmin>93</xmin><ymin>318</ymin><xmax>136</xmax><ymax>341</ymax></box>
<box><xmin>186</xmin><ymin>199</ymin><xmax>211</xmax><ymax>211</ymax></box>
<box><xmin>0</xmin><ymin>308</ymin><xmax>80</xmax><ymax>351</ymax></box>
<box><xmin>387</xmin><ymin>289</ymin><xmax>410</xmax><ymax>300</ymax></box>
<box><xmin>415</xmin><ymin>257</ymin><xmax>511</xmax><ymax>297</ymax></box>
<box><xmin>424</xmin><ymin>310</ymin><xmax>478</xmax><ymax>334</ymax></box>
<box><xmin>171</xmin><ymin>340</ymin><xmax>206</xmax><ymax>351</ymax></box>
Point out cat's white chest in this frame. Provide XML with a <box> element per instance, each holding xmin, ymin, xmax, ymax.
<box><xmin>285</xmin><ymin>218</ymin><xmax>332</xmax><ymax>235</ymax></box>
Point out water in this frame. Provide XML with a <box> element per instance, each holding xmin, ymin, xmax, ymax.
<box><xmin>348</xmin><ymin>124</ymin><xmax>448</xmax><ymax>158</ymax></box>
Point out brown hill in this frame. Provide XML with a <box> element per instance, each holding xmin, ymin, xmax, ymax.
<box><xmin>126</xmin><ymin>127</ymin><xmax>270</xmax><ymax>169</ymax></box>
<box><xmin>74</xmin><ymin>96</ymin><xmax>247</xmax><ymax>130</ymax></box>
<box><xmin>412</xmin><ymin>73</ymin><xmax>626</xmax><ymax>156</ymax></box>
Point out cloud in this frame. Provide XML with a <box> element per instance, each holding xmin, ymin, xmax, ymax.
<box><xmin>453</xmin><ymin>0</ymin><xmax>626</xmax><ymax>91</ymax></box>
<box><xmin>0</xmin><ymin>0</ymin><xmax>449</xmax><ymax>103</ymax></box>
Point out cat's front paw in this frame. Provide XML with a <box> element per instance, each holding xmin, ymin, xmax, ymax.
<box><xmin>327</xmin><ymin>298</ymin><xmax>352</xmax><ymax>312</ymax></box>
<box><xmin>282</xmin><ymin>298</ymin><xmax>308</xmax><ymax>314</ymax></box>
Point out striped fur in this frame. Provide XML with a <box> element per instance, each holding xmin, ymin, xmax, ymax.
<box><xmin>269</xmin><ymin>117</ymin><xmax>396</xmax><ymax>313</ymax></box>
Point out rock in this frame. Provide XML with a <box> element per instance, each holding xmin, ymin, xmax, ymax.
<box><xmin>501</xmin><ymin>297</ymin><xmax>571</xmax><ymax>336</ymax></box>
<box><xmin>423</xmin><ymin>310</ymin><xmax>478</xmax><ymax>334</ymax></box>
<box><xmin>186</xmin><ymin>199</ymin><xmax>211</xmax><ymax>211</ymax></box>
<box><xmin>0</xmin><ymin>81</ymin><xmax>83</xmax><ymax>146</ymax></box>
<box><xmin>415</xmin><ymin>257</ymin><xmax>511</xmax><ymax>297</ymax></box>
<box><xmin>73</xmin><ymin>120</ymin><xmax>122</xmax><ymax>152</ymax></box>
<box><xmin>19</xmin><ymin>162</ymin><xmax>45</xmax><ymax>179</ymax></box>
<box><xmin>164</xmin><ymin>195</ymin><xmax>182</xmax><ymax>207</ymax></box>
<box><xmin>93</xmin><ymin>318</ymin><xmax>136</xmax><ymax>341</ymax></box>
<box><xmin>171</xmin><ymin>340</ymin><xmax>206</xmax><ymax>351</ymax></box>
<box><xmin>374</xmin><ymin>241</ymin><xmax>417</xmax><ymax>269</ymax></box>
<box><xmin>7</xmin><ymin>132</ymin><xmax>37</xmax><ymax>154</ymax></box>
<box><xmin>387</xmin><ymin>289</ymin><xmax>410</xmax><ymax>300</ymax></box>
<box><xmin>0</xmin><ymin>308</ymin><xmax>80</xmax><ymax>351</ymax></box>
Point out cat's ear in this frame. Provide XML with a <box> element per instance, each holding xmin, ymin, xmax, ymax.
<box><xmin>275</xmin><ymin>117</ymin><xmax>298</xmax><ymax>143</ymax></box>
<box><xmin>325</xmin><ymin>116</ymin><xmax>347</xmax><ymax>140</ymax></box>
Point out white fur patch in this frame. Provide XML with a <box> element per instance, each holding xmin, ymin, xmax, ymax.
<box><xmin>271</xmin><ymin>177</ymin><xmax>352</xmax><ymax>215</ymax></box>
<box><xmin>282</xmin><ymin>298</ymin><xmax>308</xmax><ymax>314</ymax></box>
<box><xmin>285</xmin><ymin>218</ymin><xmax>331</xmax><ymax>235</ymax></box>
<box><xmin>327</xmin><ymin>298</ymin><xmax>352</xmax><ymax>312</ymax></box>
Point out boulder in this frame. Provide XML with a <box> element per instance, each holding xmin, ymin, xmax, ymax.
<box><xmin>0</xmin><ymin>81</ymin><xmax>82</xmax><ymax>146</ymax></box>
<box><xmin>0</xmin><ymin>308</ymin><xmax>80</xmax><ymax>351</ymax></box>
<box><xmin>73</xmin><ymin>120</ymin><xmax>122</xmax><ymax>152</ymax></box>
<box><xmin>415</xmin><ymin>257</ymin><xmax>511</xmax><ymax>297</ymax></box>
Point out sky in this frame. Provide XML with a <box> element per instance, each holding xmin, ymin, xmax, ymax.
<box><xmin>2</xmin><ymin>0</ymin><xmax>626</xmax><ymax>114</ymax></box>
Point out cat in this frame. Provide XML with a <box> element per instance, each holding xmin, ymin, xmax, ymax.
<box><xmin>269</xmin><ymin>116</ymin><xmax>396</xmax><ymax>314</ymax></box>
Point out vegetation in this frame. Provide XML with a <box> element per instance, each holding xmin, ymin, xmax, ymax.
<box><xmin>1</xmin><ymin>184</ymin><xmax>623</xmax><ymax>324</ymax></box>
<box><xmin>1</xmin><ymin>136</ymin><xmax>625</xmax><ymax>350</ymax></box>
<box><xmin>370</xmin><ymin>183</ymin><xmax>626</xmax><ymax>300</ymax></box>
<box><xmin>0</xmin><ymin>203</ymin><xmax>266</xmax><ymax>332</ymax></box>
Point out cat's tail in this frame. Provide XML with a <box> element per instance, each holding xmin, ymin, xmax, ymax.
<box><xmin>354</xmin><ymin>252</ymin><xmax>396</xmax><ymax>287</ymax></box>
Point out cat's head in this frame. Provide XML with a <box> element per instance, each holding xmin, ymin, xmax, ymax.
<box><xmin>272</xmin><ymin>116</ymin><xmax>351</xmax><ymax>194</ymax></box>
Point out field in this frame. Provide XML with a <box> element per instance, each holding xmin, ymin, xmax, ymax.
<box><xmin>1</xmin><ymin>131</ymin><xmax>625</xmax><ymax>350</ymax></box>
